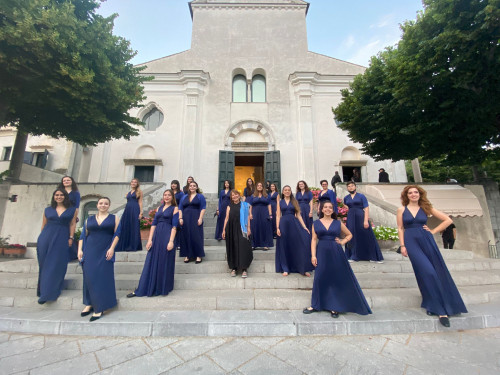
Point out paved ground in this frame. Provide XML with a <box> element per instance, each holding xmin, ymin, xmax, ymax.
<box><xmin>1</xmin><ymin>328</ymin><xmax>499</xmax><ymax>374</ymax></box>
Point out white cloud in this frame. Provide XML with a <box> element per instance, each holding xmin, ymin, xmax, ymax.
<box><xmin>370</xmin><ymin>13</ymin><xmax>396</xmax><ymax>29</ymax></box>
<box><xmin>347</xmin><ymin>32</ymin><xmax>400</xmax><ymax>66</ymax></box>
<box><xmin>341</xmin><ymin>34</ymin><xmax>356</xmax><ymax>49</ymax></box>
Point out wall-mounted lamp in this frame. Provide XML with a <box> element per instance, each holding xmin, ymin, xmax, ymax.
<box><xmin>8</xmin><ymin>194</ymin><xmax>17</xmax><ymax>202</ymax></box>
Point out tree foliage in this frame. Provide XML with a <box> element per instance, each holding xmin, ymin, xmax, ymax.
<box><xmin>333</xmin><ymin>0</ymin><xmax>500</xmax><ymax>166</ymax></box>
<box><xmin>0</xmin><ymin>0</ymin><xmax>149</xmax><ymax>146</ymax></box>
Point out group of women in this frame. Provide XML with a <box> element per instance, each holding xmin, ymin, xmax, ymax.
<box><xmin>36</xmin><ymin>174</ymin><xmax>467</xmax><ymax>327</ymax></box>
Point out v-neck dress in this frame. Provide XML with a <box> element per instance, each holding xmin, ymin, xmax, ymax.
<box><xmin>115</xmin><ymin>191</ymin><xmax>142</xmax><ymax>252</ymax></box>
<box><xmin>403</xmin><ymin>207</ymin><xmax>467</xmax><ymax>316</ymax></box>
<box><xmin>215</xmin><ymin>189</ymin><xmax>231</xmax><ymax>240</ymax></box>
<box><xmin>250</xmin><ymin>196</ymin><xmax>274</xmax><ymax>248</ymax></box>
<box><xmin>179</xmin><ymin>193</ymin><xmax>206</xmax><ymax>258</ymax></box>
<box><xmin>296</xmin><ymin>191</ymin><xmax>313</xmax><ymax>232</ymax></box>
<box><xmin>37</xmin><ymin>206</ymin><xmax>76</xmax><ymax>301</ymax></box>
<box><xmin>310</xmin><ymin>219</ymin><xmax>372</xmax><ymax>315</ymax></box>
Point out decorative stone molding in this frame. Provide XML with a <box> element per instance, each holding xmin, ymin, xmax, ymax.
<box><xmin>136</xmin><ymin>102</ymin><xmax>165</xmax><ymax>122</ymax></box>
<box><xmin>140</xmin><ymin>70</ymin><xmax>210</xmax><ymax>95</ymax></box>
<box><xmin>189</xmin><ymin>1</ymin><xmax>309</xmax><ymax>17</ymax></box>
<box><xmin>289</xmin><ymin>72</ymin><xmax>356</xmax><ymax>95</ymax></box>
<box><xmin>224</xmin><ymin>120</ymin><xmax>275</xmax><ymax>151</ymax></box>
<box><xmin>123</xmin><ymin>159</ymin><xmax>163</xmax><ymax>166</ymax></box>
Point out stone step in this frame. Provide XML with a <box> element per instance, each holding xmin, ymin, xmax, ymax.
<box><xmin>2</xmin><ymin>257</ymin><xmax>499</xmax><ymax>276</ymax></box>
<box><xmin>1</xmin><ymin>269</ymin><xmax>499</xmax><ymax>291</ymax></box>
<box><xmin>2</xmin><ymin>284</ymin><xmax>499</xmax><ymax>312</ymax></box>
<box><xmin>0</xmin><ymin>302</ymin><xmax>499</xmax><ymax>337</ymax></box>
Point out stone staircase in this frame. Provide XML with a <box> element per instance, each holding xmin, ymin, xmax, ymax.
<box><xmin>1</xmin><ymin>193</ymin><xmax>500</xmax><ymax>337</ymax></box>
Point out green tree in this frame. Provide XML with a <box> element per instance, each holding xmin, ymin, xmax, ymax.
<box><xmin>333</xmin><ymin>0</ymin><xmax>500</xmax><ymax>170</ymax></box>
<box><xmin>0</xmin><ymin>0</ymin><xmax>149</xmax><ymax>180</ymax></box>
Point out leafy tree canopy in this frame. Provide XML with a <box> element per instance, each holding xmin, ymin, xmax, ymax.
<box><xmin>333</xmin><ymin>0</ymin><xmax>500</xmax><ymax>166</ymax></box>
<box><xmin>0</xmin><ymin>0</ymin><xmax>149</xmax><ymax>146</ymax></box>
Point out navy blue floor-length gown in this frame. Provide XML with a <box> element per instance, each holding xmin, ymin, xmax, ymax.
<box><xmin>81</xmin><ymin>215</ymin><xmax>117</xmax><ymax>312</ymax></box>
<box><xmin>135</xmin><ymin>205</ymin><xmax>178</xmax><ymax>296</ymax></box>
<box><xmin>296</xmin><ymin>191</ymin><xmax>313</xmax><ymax>232</ymax></box>
<box><xmin>344</xmin><ymin>193</ymin><xmax>383</xmax><ymax>261</ymax></box>
<box><xmin>215</xmin><ymin>189</ymin><xmax>231</xmax><ymax>240</ymax></box>
<box><xmin>269</xmin><ymin>192</ymin><xmax>279</xmax><ymax>237</ymax></box>
<box><xmin>174</xmin><ymin>191</ymin><xmax>185</xmax><ymax>249</ymax></box>
<box><xmin>318</xmin><ymin>189</ymin><xmax>338</xmax><ymax>213</ymax></box>
<box><xmin>250</xmin><ymin>196</ymin><xmax>274</xmax><ymax>248</ymax></box>
<box><xmin>179</xmin><ymin>194</ymin><xmax>206</xmax><ymax>259</ymax></box>
<box><xmin>403</xmin><ymin>207</ymin><xmax>467</xmax><ymax>316</ymax></box>
<box><xmin>310</xmin><ymin>220</ymin><xmax>372</xmax><ymax>315</ymax></box>
<box><xmin>68</xmin><ymin>190</ymin><xmax>80</xmax><ymax>261</ymax></box>
<box><xmin>275</xmin><ymin>200</ymin><xmax>314</xmax><ymax>274</ymax></box>
<box><xmin>37</xmin><ymin>206</ymin><xmax>76</xmax><ymax>301</ymax></box>
<box><xmin>115</xmin><ymin>191</ymin><xmax>142</xmax><ymax>252</ymax></box>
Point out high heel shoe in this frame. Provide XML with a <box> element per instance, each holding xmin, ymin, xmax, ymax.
<box><xmin>89</xmin><ymin>312</ymin><xmax>103</xmax><ymax>322</ymax></box>
<box><xmin>81</xmin><ymin>307</ymin><xmax>94</xmax><ymax>317</ymax></box>
<box><xmin>439</xmin><ymin>316</ymin><xmax>450</xmax><ymax>327</ymax></box>
<box><xmin>331</xmin><ymin>311</ymin><xmax>339</xmax><ymax>318</ymax></box>
<box><xmin>184</xmin><ymin>258</ymin><xmax>190</xmax><ymax>263</ymax></box>
<box><xmin>302</xmin><ymin>307</ymin><xmax>318</xmax><ymax>314</ymax></box>
<box><xmin>126</xmin><ymin>292</ymin><xmax>137</xmax><ymax>298</ymax></box>
<box><xmin>195</xmin><ymin>258</ymin><xmax>202</xmax><ymax>264</ymax></box>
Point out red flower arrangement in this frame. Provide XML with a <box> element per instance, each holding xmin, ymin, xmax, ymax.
<box><xmin>140</xmin><ymin>209</ymin><xmax>156</xmax><ymax>229</ymax></box>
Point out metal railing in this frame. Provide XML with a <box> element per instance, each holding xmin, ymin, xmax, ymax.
<box><xmin>488</xmin><ymin>240</ymin><xmax>499</xmax><ymax>259</ymax></box>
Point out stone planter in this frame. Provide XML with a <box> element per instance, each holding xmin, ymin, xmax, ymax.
<box><xmin>1</xmin><ymin>247</ymin><xmax>27</xmax><ymax>257</ymax></box>
<box><xmin>377</xmin><ymin>240</ymin><xmax>398</xmax><ymax>251</ymax></box>
<box><xmin>140</xmin><ymin>228</ymin><xmax>150</xmax><ymax>241</ymax></box>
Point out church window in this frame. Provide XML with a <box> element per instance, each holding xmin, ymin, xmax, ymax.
<box><xmin>251</xmin><ymin>75</ymin><xmax>266</xmax><ymax>102</ymax></box>
<box><xmin>134</xmin><ymin>166</ymin><xmax>155</xmax><ymax>182</ymax></box>
<box><xmin>142</xmin><ymin>108</ymin><xmax>164</xmax><ymax>131</ymax></box>
<box><xmin>232</xmin><ymin>75</ymin><xmax>247</xmax><ymax>102</ymax></box>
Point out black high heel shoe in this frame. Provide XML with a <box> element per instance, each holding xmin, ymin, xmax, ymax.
<box><xmin>126</xmin><ymin>292</ymin><xmax>137</xmax><ymax>298</ymax></box>
<box><xmin>331</xmin><ymin>311</ymin><xmax>339</xmax><ymax>318</ymax></box>
<box><xmin>195</xmin><ymin>258</ymin><xmax>202</xmax><ymax>264</ymax></box>
<box><xmin>89</xmin><ymin>312</ymin><xmax>104</xmax><ymax>322</ymax></box>
<box><xmin>81</xmin><ymin>307</ymin><xmax>94</xmax><ymax>317</ymax></box>
<box><xmin>439</xmin><ymin>316</ymin><xmax>450</xmax><ymax>327</ymax></box>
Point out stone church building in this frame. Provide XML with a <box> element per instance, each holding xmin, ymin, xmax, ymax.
<box><xmin>1</xmin><ymin>0</ymin><xmax>407</xmax><ymax>192</ymax></box>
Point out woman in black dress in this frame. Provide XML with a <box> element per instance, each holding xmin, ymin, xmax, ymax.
<box><xmin>222</xmin><ymin>190</ymin><xmax>253</xmax><ymax>278</ymax></box>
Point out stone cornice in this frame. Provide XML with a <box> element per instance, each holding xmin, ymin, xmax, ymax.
<box><xmin>140</xmin><ymin>70</ymin><xmax>210</xmax><ymax>94</ymax></box>
<box><xmin>289</xmin><ymin>72</ymin><xmax>356</xmax><ymax>95</ymax></box>
<box><xmin>189</xmin><ymin>1</ymin><xmax>309</xmax><ymax>18</ymax></box>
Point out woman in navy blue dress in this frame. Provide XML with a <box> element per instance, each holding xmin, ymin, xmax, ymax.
<box><xmin>179</xmin><ymin>181</ymin><xmax>206</xmax><ymax>263</ymax></box>
<box><xmin>344</xmin><ymin>181</ymin><xmax>384</xmax><ymax>263</ymax></box>
<box><xmin>58</xmin><ymin>176</ymin><xmax>80</xmax><ymax>260</ymax></box>
<box><xmin>115</xmin><ymin>178</ymin><xmax>143</xmax><ymax>252</ymax></box>
<box><xmin>215</xmin><ymin>180</ymin><xmax>232</xmax><ymax>240</ymax></box>
<box><xmin>317</xmin><ymin>180</ymin><xmax>338</xmax><ymax>215</ymax></box>
<box><xmin>78</xmin><ymin>197</ymin><xmax>119</xmax><ymax>321</ymax></box>
<box><xmin>171</xmin><ymin>180</ymin><xmax>184</xmax><ymax>249</ymax></box>
<box><xmin>296</xmin><ymin>180</ymin><xmax>313</xmax><ymax>232</ymax></box>
<box><xmin>276</xmin><ymin>185</ymin><xmax>313</xmax><ymax>276</ymax></box>
<box><xmin>269</xmin><ymin>183</ymin><xmax>280</xmax><ymax>238</ymax></box>
<box><xmin>304</xmin><ymin>201</ymin><xmax>372</xmax><ymax>318</ymax></box>
<box><xmin>249</xmin><ymin>182</ymin><xmax>274</xmax><ymax>250</ymax></box>
<box><xmin>397</xmin><ymin>185</ymin><xmax>467</xmax><ymax>327</ymax></box>
<box><xmin>182</xmin><ymin>176</ymin><xmax>194</xmax><ymax>194</ymax></box>
<box><xmin>126</xmin><ymin>189</ymin><xmax>179</xmax><ymax>298</ymax></box>
<box><xmin>37</xmin><ymin>189</ymin><xmax>77</xmax><ymax>304</ymax></box>
<box><xmin>243</xmin><ymin>178</ymin><xmax>255</xmax><ymax>202</ymax></box>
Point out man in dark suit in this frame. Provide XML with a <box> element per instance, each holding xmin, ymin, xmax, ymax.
<box><xmin>378</xmin><ymin>168</ymin><xmax>390</xmax><ymax>183</ymax></box>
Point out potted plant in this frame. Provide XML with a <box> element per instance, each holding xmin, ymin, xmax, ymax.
<box><xmin>373</xmin><ymin>225</ymin><xmax>399</xmax><ymax>250</ymax></box>
<box><xmin>140</xmin><ymin>209</ymin><xmax>156</xmax><ymax>240</ymax></box>
<box><xmin>0</xmin><ymin>236</ymin><xmax>27</xmax><ymax>257</ymax></box>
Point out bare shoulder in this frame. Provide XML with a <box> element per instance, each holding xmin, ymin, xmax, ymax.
<box><xmin>397</xmin><ymin>206</ymin><xmax>405</xmax><ymax>214</ymax></box>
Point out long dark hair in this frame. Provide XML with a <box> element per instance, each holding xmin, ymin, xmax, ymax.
<box><xmin>171</xmin><ymin>180</ymin><xmax>181</xmax><ymax>193</ymax></box>
<box><xmin>319</xmin><ymin>201</ymin><xmax>338</xmax><ymax>220</ymax></box>
<box><xmin>222</xmin><ymin>180</ymin><xmax>233</xmax><ymax>191</ymax></box>
<box><xmin>58</xmin><ymin>175</ymin><xmax>78</xmax><ymax>192</ymax></box>
<box><xmin>162</xmin><ymin>189</ymin><xmax>178</xmax><ymax>207</ymax></box>
<box><xmin>281</xmin><ymin>185</ymin><xmax>300</xmax><ymax>214</ymax></box>
<box><xmin>245</xmin><ymin>178</ymin><xmax>255</xmax><ymax>195</ymax></box>
<box><xmin>296</xmin><ymin>180</ymin><xmax>310</xmax><ymax>193</ymax></box>
<box><xmin>51</xmin><ymin>189</ymin><xmax>70</xmax><ymax>209</ymax></box>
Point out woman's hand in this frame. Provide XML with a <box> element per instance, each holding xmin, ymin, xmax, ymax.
<box><xmin>311</xmin><ymin>256</ymin><xmax>318</xmax><ymax>267</ymax></box>
<box><xmin>423</xmin><ymin>225</ymin><xmax>433</xmax><ymax>233</ymax></box>
<box><xmin>68</xmin><ymin>238</ymin><xmax>73</xmax><ymax>247</ymax></box>
<box><xmin>222</xmin><ymin>231</ymin><xmax>225</xmax><ymax>240</ymax></box>
<box><xmin>363</xmin><ymin>221</ymin><xmax>369</xmax><ymax>229</ymax></box>
<box><xmin>105</xmin><ymin>248</ymin><xmax>114</xmax><ymax>261</ymax></box>
<box><xmin>401</xmin><ymin>246</ymin><xmax>408</xmax><ymax>257</ymax></box>
<box><xmin>335</xmin><ymin>237</ymin><xmax>344</xmax><ymax>246</ymax></box>
<box><xmin>247</xmin><ymin>227</ymin><xmax>251</xmax><ymax>236</ymax></box>
<box><xmin>77</xmin><ymin>250</ymin><xmax>83</xmax><ymax>262</ymax></box>
<box><xmin>198</xmin><ymin>218</ymin><xmax>203</xmax><ymax>226</ymax></box>
<box><xmin>138</xmin><ymin>213</ymin><xmax>143</xmax><ymax>220</ymax></box>
<box><xmin>216</xmin><ymin>209</ymin><xmax>219</xmax><ymax>216</ymax></box>
<box><xmin>309</xmin><ymin>212</ymin><xmax>313</xmax><ymax>218</ymax></box>
<box><xmin>304</xmin><ymin>227</ymin><xmax>310</xmax><ymax>235</ymax></box>
<box><xmin>277</xmin><ymin>228</ymin><xmax>281</xmax><ymax>237</ymax></box>
<box><xmin>146</xmin><ymin>240</ymin><xmax>153</xmax><ymax>251</ymax></box>
<box><xmin>179</xmin><ymin>218</ymin><xmax>183</xmax><ymax>226</ymax></box>
<box><xmin>249</xmin><ymin>214</ymin><xmax>253</xmax><ymax>220</ymax></box>
<box><xmin>167</xmin><ymin>241</ymin><xmax>174</xmax><ymax>251</ymax></box>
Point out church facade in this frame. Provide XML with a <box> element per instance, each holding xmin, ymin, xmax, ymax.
<box><xmin>1</xmin><ymin>0</ymin><xmax>407</xmax><ymax>192</ymax></box>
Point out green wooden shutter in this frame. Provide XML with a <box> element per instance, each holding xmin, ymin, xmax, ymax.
<box><xmin>218</xmin><ymin>151</ymin><xmax>235</xmax><ymax>191</ymax></box>
<box><xmin>264</xmin><ymin>151</ymin><xmax>281</xmax><ymax>191</ymax></box>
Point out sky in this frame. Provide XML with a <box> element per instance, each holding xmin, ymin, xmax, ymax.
<box><xmin>97</xmin><ymin>0</ymin><xmax>425</xmax><ymax>67</ymax></box>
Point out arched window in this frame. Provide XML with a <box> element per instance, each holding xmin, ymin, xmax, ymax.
<box><xmin>82</xmin><ymin>201</ymin><xmax>99</xmax><ymax>224</ymax></box>
<box><xmin>251</xmin><ymin>75</ymin><xmax>266</xmax><ymax>102</ymax></box>
<box><xmin>142</xmin><ymin>107</ymin><xmax>164</xmax><ymax>131</ymax></box>
<box><xmin>232</xmin><ymin>75</ymin><xmax>247</xmax><ymax>102</ymax></box>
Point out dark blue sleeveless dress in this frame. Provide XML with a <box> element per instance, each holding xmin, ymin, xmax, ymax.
<box><xmin>215</xmin><ymin>189</ymin><xmax>231</xmax><ymax>240</ymax></box>
<box><xmin>135</xmin><ymin>205</ymin><xmax>178</xmax><ymax>296</ymax></box>
<box><xmin>318</xmin><ymin>189</ymin><xmax>338</xmax><ymax>213</ymax></box>
<box><xmin>296</xmin><ymin>191</ymin><xmax>313</xmax><ymax>231</ymax></box>
<box><xmin>174</xmin><ymin>191</ymin><xmax>185</xmax><ymax>248</ymax></box>
<box><xmin>310</xmin><ymin>220</ymin><xmax>372</xmax><ymax>315</ymax></box>
<box><xmin>269</xmin><ymin>192</ymin><xmax>279</xmax><ymax>237</ymax></box>
<box><xmin>68</xmin><ymin>190</ymin><xmax>80</xmax><ymax>261</ymax></box>
<box><xmin>115</xmin><ymin>191</ymin><xmax>142</xmax><ymax>252</ymax></box>
<box><xmin>250</xmin><ymin>196</ymin><xmax>274</xmax><ymax>248</ymax></box>
<box><xmin>344</xmin><ymin>193</ymin><xmax>383</xmax><ymax>261</ymax></box>
<box><xmin>179</xmin><ymin>194</ymin><xmax>206</xmax><ymax>259</ymax></box>
<box><xmin>403</xmin><ymin>207</ymin><xmax>467</xmax><ymax>316</ymax></box>
<box><xmin>81</xmin><ymin>215</ymin><xmax>117</xmax><ymax>312</ymax></box>
<box><xmin>37</xmin><ymin>206</ymin><xmax>76</xmax><ymax>301</ymax></box>
<box><xmin>275</xmin><ymin>200</ymin><xmax>314</xmax><ymax>274</ymax></box>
